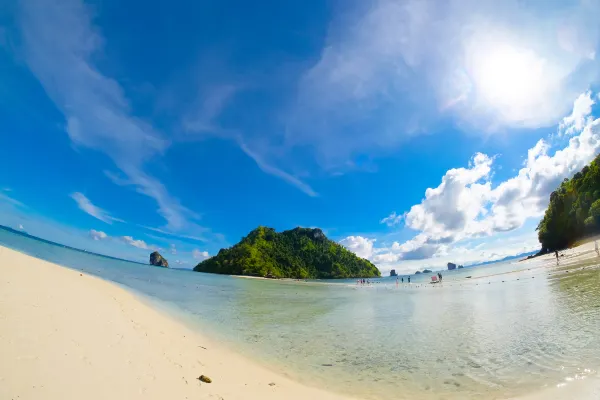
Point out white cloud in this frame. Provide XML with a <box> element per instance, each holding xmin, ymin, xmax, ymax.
<box><xmin>18</xmin><ymin>224</ymin><xmax>24</xmax><ymax>231</ymax></box>
<box><xmin>559</xmin><ymin>91</ymin><xmax>595</xmax><ymax>135</ymax></box>
<box><xmin>374</xmin><ymin>229</ymin><xmax>541</xmax><ymax>276</ymax></box>
<box><xmin>137</xmin><ymin>225</ymin><xmax>209</xmax><ymax>243</ymax></box>
<box><xmin>89</xmin><ymin>229</ymin><xmax>108</xmax><ymax>241</ymax></box>
<box><xmin>282</xmin><ymin>0</ymin><xmax>600</xmax><ymax>169</ymax></box>
<box><xmin>238</xmin><ymin>139</ymin><xmax>317</xmax><ymax>197</ymax></box>
<box><xmin>70</xmin><ymin>192</ymin><xmax>122</xmax><ymax>224</ymax></box>
<box><xmin>380</xmin><ymin>211</ymin><xmax>404</xmax><ymax>227</ymax></box>
<box><xmin>372</xmin><ymin>92</ymin><xmax>600</xmax><ymax>270</ymax></box>
<box><xmin>339</xmin><ymin>236</ymin><xmax>376</xmax><ymax>259</ymax></box>
<box><xmin>169</xmin><ymin>244</ymin><xmax>177</xmax><ymax>255</ymax></box>
<box><xmin>182</xmin><ymin>84</ymin><xmax>239</xmax><ymax>133</ymax></box>
<box><xmin>177</xmin><ymin>0</ymin><xmax>600</xmax><ymax>185</ymax></box>
<box><xmin>18</xmin><ymin>0</ymin><xmax>202</xmax><ymax>233</ymax></box>
<box><xmin>404</xmin><ymin>153</ymin><xmax>493</xmax><ymax>242</ymax></box>
<box><xmin>192</xmin><ymin>249</ymin><xmax>210</xmax><ymax>261</ymax></box>
<box><xmin>120</xmin><ymin>236</ymin><xmax>151</xmax><ymax>250</ymax></box>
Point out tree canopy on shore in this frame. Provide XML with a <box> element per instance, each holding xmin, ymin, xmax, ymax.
<box><xmin>537</xmin><ymin>154</ymin><xmax>600</xmax><ymax>252</ymax></box>
<box><xmin>193</xmin><ymin>226</ymin><xmax>381</xmax><ymax>279</ymax></box>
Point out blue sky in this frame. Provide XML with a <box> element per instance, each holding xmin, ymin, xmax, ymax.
<box><xmin>1</xmin><ymin>0</ymin><xmax>600</xmax><ymax>273</ymax></box>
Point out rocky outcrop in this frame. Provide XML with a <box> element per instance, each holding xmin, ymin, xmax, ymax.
<box><xmin>422</xmin><ymin>269</ymin><xmax>432</xmax><ymax>273</ymax></box>
<box><xmin>149</xmin><ymin>251</ymin><xmax>169</xmax><ymax>267</ymax></box>
<box><xmin>390</xmin><ymin>269</ymin><xmax>398</xmax><ymax>276</ymax></box>
<box><xmin>415</xmin><ymin>271</ymin><xmax>422</xmax><ymax>274</ymax></box>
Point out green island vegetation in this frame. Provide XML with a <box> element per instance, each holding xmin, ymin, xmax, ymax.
<box><xmin>193</xmin><ymin>226</ymin><xmax>381</xmax><ymax>279</ymax></box>
<box><xmin>537</xmin><ymin>154</ymin><xmax>600</xmax><ymax>252</ymax></box>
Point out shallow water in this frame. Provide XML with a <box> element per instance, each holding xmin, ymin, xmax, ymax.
<box><xmin>2</xmin><ymin>228</ymin><xmax>599</xmax><ymax>399</ymax></box>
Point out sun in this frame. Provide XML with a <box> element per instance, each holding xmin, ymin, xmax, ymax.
<box><xmin>467</xmin><ymin>41</ymin><xmax>548</xmax><ymax>114</ymax></box>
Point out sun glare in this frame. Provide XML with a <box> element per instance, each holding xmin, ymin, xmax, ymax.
<box><xmin>469</xmin><ymin>42</ymin><xmax>548</xmax><ymax>113</ymax></box>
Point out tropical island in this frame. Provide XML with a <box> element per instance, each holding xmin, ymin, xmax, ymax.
<box><xmin>537</xmin><ymin>153</ymin><xmax>600</xmax><ymax>253</ymax></box>
<box><xmin>193</xmin><ymin>226</ymin><xmax>381</xmax><ymax>279</ymax></box>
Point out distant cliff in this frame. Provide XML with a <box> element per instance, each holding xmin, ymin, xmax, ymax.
<box><xmin>193</xmin><ymin>226</ymin><xmax>381</xmax><ymax>279</ymax></box>
<box><xmin>150</xmin><ymin>251</ymin><xmax>169</xmax><ymax>267</ymax></box>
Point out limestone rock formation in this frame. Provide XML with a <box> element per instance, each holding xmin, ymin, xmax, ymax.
<box><xmin>149</xmin><ymin>251</ymin><xmax>169</xmax><ymax>268</ymax></box>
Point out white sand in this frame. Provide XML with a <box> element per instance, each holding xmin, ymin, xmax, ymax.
<box><xmin>0</xmin><ymin>246</ymin><xmax>354</xmax><ymax>400</ymax></box>
<box><xmin>1</xmin><ymin>245</ymin><xmax>598</xmax><ymax>400</ymax></box>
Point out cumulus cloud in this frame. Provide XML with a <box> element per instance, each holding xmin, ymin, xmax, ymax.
<box><xmin>89</xmin><ymin>229</ymin><xmax>108</xmax><ymax>241</ymax></box>
<box><xmin>169</xmin><ymin>244</ymin><xmax>177</xmax><ymax>255</ymax></box>
<box><xmin>559</xmin><ymin>91</ymin><xmax>596</xmax><ymax>135</ymax></box>
<box><xmin>192</xmin><ymin>249</ymin><xmax>210</xmax><ymax>260</ymax></box>
<box><xmin>70</xmin><ymin>193</ymin><xmax>123</xmax><ymax>224</ymax></box>
<box><xmin>404</xmin><ymin>153</ymin><xmax>493</xmax><ymax>242</ymax></box>
<box><xmin>373</xmin><ymin>92</ymin><xmax>600</xmax><ymax>268</ymax></box>
<box><xmin>339</xmin><ymin>236</ymin><xmax>376</xmax><ymax>259</ymax></box>
<box><xmin>120</xmin><ymin>236</ymin><xmax>151</xmax><ymax>250</ymax></box>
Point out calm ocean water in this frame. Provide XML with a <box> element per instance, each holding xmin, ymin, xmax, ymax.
<box><xmin>2</xmin><ymin>227</ymin><xmax>599</xmax><ymax>399</ymax></box>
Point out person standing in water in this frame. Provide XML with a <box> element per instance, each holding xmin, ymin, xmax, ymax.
<box><xmin>408</xmin><ymin>276</ymin><xmax>411</xmax><ymax>283</ymax></box>
<box><xmin>595</xmin><ymin>240</ymin><xmax>599</xmax><ymax>257</ymax></box>
<box><xmin>555</xmin><ymin>250</ymin><xmax>559</xmax><ymax>265</ymax></box>
<box><xmin>401</xmin><ymin>277</ymin><xmax>404</xmax><ymax>283</ymax></box>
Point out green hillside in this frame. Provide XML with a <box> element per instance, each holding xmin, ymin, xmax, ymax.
<box><xmin>537</xmin><ymin>154</ymin><xmax>600</xmax><ymax>252</ymax></box>
<box><xmin>193</xmin><ymin>226</ymin><xmax>381</xmax><ymax>279</ymax></box>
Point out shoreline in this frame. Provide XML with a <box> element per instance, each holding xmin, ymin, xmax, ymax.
<box><xmin>1</xmin><ymin>244</ymin><xmax>598</xmax><ymax>399</ymax></box>
<box><xmin>0</xmin><ymin>245</ymin><xmax>354</xmax><ymax>400</ymax></box>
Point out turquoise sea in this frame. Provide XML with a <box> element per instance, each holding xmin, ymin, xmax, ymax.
<box><xmin>1</xmin><ymin>227</ymin><xmax>599</xmax><ymax>399</ymax></box>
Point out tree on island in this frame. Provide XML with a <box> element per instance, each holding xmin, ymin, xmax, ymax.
<box><xmin>537</xmin><ymin>153</ymin><xmax>600</xmax><ymax>252</ymax></box>
<box><xmin>193</xmin><ymin>226</ymin><xmax>380</xmax><ymax>279</ymax></box>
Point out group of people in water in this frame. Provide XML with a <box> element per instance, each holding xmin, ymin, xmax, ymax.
<box><xmin>396</xmin><ymin>276</ymin><xmax>410</xmax><ymax>285</ymax></box>
<box><xmin>358</xmin><ymin>271</ymin><xmax>445</xmax><ymax>287</ymax></box>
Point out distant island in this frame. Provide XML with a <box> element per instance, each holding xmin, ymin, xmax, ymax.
<box><xmin>149</xmin><ymin>251</ymin><xmax>169</xmax><ymax>268</ymax></box>
<box><xmin>193</xmin><ymin>226</ymin><xmax>381</xmax><ymax>279</ymax></box>
<box><xmin>537</xmin><ymin>154</ymin><xmax>600</xmax><ymax>253</ymax></box>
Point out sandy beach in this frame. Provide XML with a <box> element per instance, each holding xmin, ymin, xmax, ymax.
<box><xmin>1</xmin><ymin>244</ymin><xmax>599</xmax><ymax>400</ymax></box>
<box><xmin>0</xmin><ymin>246</ymin><xmax>354</xmax><ymax>400</ymax></box>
